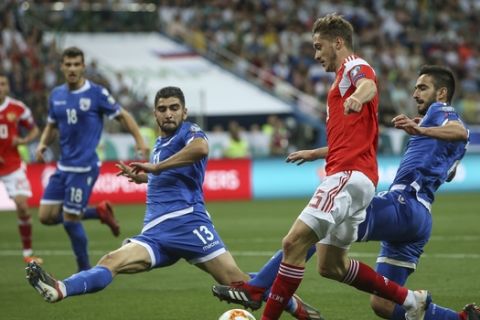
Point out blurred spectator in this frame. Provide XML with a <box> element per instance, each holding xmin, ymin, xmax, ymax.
<box><xmin>270</xmin><ymin>117</ymin><xmax>290</xmax><ymax>157</ymax></box>
<box><xmin>223</xmin><ymin>121</ymin><xmax>250</xmax><ymax>159</ymax></box>
<box><xmin>248</xmin><ymin>123</ymin><xmax>270</xmax><ymax>158</ymax></box>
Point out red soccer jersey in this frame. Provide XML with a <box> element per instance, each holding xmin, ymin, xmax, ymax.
<box><xmin>0</xmin><ymin>97</ymin><xmax>36</xmax><ymax>175</ymax></box>
<box><xmin>325</xmin><ymin>55</ymin><xmax>379</xmax><ymax>186</ymax></box>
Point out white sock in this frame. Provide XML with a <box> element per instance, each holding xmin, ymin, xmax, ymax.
<box><xmin>403</xmin><ymin>290</ymin><xmax>415</xmax><ymax>309</ymax></box>
<box><xmin>58</xmin><ymin>281</ymin><xmax>67</xmax><ymax>297</ymax></box>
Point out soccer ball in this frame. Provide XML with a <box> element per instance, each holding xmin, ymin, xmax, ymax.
<box><xmin>218</xmin><ymin>309</ymin><xmax>256</xmax><ymax>320</ymax></box>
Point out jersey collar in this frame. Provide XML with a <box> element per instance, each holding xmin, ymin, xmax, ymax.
<box><xmin>0</xmin><ymin>96</ymin><xmax>11</xmax><ymax>112</ymax></box>
<box><xmin>69</xmin><ymin>80</ymin><xmax>91</xmax><ymax>94</ymax></box>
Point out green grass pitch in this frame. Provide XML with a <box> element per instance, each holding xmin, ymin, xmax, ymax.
<box><xmin>0</xmin><ymin>193</ymin><xmax>478</xmax><ymax>319</ymax></box>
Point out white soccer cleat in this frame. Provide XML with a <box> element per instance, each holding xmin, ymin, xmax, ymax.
<box><xmin>405</xmin><ymin>290</ymin><xmax>432</xmax><ymax>320</ymax></box>
<box><xmin>26</xmin><ymin>262</ymin><xmax>64</xmax><ymax>303</ymax></box>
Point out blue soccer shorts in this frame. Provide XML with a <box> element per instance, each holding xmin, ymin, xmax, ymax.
<box><xmin>40</xmin><ymin>167</ymin><xmax>99</xmax><ymax>215</ymax></box>
<box><xmin>358</xmin><ymin>189</ymin><xmax>432</xmax><ymax>269</ymax></box>
<box><xmin>128</xmin><ymin>209</ymin><xmax>227</xmax><ymax>268</ymax></box>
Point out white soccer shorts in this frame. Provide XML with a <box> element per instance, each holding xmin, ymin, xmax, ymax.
<box><xmin>299</xmin><ymin>170</ymin><xmax>375</xmax><ymax>249</ymax></box>
<box><xmin>0</xmin><ymin>167</ymin><xmax>32</xmax><ymax>198</ymax></box>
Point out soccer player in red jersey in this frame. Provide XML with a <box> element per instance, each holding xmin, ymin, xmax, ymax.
<box><xmin>0</xmin><ymin>72</ymin><xmax>42</xmax><ymax>264</ymax></box>
<box><xmin>257</xmin><ymin>14</ymin><xmax>429</xmax><ymax>320</ymax></box>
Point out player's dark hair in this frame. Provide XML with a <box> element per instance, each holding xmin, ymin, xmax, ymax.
<box><xmin>312</xmin><ymin>13</ymin><xmax>354</xmax><ymax>50</ymax></box>
<box><xmin>419</xmin><ymin>65</ymin><xmax>455</xmax><ymax>103</ymax></box>
<box><xmin>154</xmin><ymin>86</ymin><xmax>185</xmax><ymax>107</ymax></box>
<box><xmin>61</xmin><ymin>47</ymin><xmax>84</xmax><ymax>63</ymax></box>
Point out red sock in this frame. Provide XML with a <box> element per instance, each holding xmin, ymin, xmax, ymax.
<box><xmin>18</xmin><ymin>216</ymin><xmax>32</xmax><ymax>253</ymax></box>
<box><xmin>262</xmin><ymin>262</ymin><xmax>304</xmax><ymax>320</ymax></box>
<box><xmin>343</xmin><ymin>259</ymin><xmax>408</xmax><ymax>305</ymax></box>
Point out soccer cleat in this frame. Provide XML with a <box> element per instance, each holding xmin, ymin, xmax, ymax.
<box><xmin>97</xmin><ymin>200</ymin><xmax>120</xmax><ymax>237</ymax></box>
<box><xmin>212</xmin><ymin>282</ymin><xmax>264</xmax><ymax>311</ymax></box>
<box><xmin>288</xmin><ymin>294</ymin><xmax>325</xmax><ymax>320</ymax></box>
<box><xmin>26</xmin><ymin>262</ymin><xmax>64</xmax><ymax>303</ymax></box>
<box><xmin>405</xmin><ymin>290</ymin><xmax>432</xmax><ymax>320</ymax></box>
<box><xmin>24</xmin><ymin>255</ymin><xmax>44</xmax><ymax>265</ymax></box>
<box><xmin>463</xmin><ymin>303</ymin><xmax>480</xmax><ymax>320</ymax></box>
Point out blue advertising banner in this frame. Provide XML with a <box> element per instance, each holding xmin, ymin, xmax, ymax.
<box><xmin>253</xmin><ymin>154</ymin><xmax>480</xmax><ymax>199</ymax></box>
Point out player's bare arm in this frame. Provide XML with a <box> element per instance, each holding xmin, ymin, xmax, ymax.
<box><xmin>393</xmin><ymin>114</ymin><xmax>468</xmax><ymax>141</ymax></box>
<box><xmin>115</xmin><ymin>108</ymin><xmax>150</xmax><ymax>159</ymax></box>
<box><xmin>418</xmin><ymin>120</ymin><xmax>468</xmax><ymax>141</ymax></box>
<box><xmin>35</xmin><ymin>123</ymin><xmax>57</xmax><ymax>162</ymax></box>
<box><xmin>116</xmin><ymin>161</ymin><xmax>148</xmax><ymax>184</ymax></box>
<box><xmin>131</xmin><ymin>137</ymin><xmax>208</xmax><ymax>174</ymax></box>
<box><xmin>344</xmin><ymin>78</ymin><xmax>377</xmax><ymax>115</ymax></box>
<box><xmin>286</xmin><ymin>147</ymin><xmax>328</xmax><ymax>165</ymax></box>
<box><xmin>12</xmin><ymin>126</ymin><xmax>40</xmax><ymax>146</ymax></box>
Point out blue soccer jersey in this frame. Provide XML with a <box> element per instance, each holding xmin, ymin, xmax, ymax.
<box><xmin>142</xmin><ymin>121</ymin><xmax>208</xmax><ymax>228</ymax></box>
<box><xmin>359</xmin><ymin>102</ymin><xmax>469</xmax><ymax>268</ymax></box>
<box><xmin>391</xmin><ymin>102</ymin><xmax>469</xmax><ymax>207</ymax></box>
<box><xmin>48</xmin><ymin>80</ymin><xmax>121</xmax><ymax>171</ymax></box>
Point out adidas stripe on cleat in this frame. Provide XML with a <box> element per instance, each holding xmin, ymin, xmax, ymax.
<box><xmin>289</xmin><ymin>294</ymin><xmax>325</xmax><ymax>320</ymax></box>
<box><xmin>212</xmin><ymin>284</ymin><xmax>262</xmax><ymax>310</ymax></box>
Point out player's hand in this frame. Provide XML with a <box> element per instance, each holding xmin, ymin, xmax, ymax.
<box><xmin>35</xmin><ymin>144</ymin><xmax>47</xmax><ymax>163</ymax></box>
<box><xmin>344</xmin><ymin>96</ymin><xmax>363</xmax><ymax>115</ymax></box>
<box><xmin>12</xmin><ymin>136</ymin><xmax>22</xmax><ymax>146</ymax></box>
<box><xmin>116</xmin><ymin>161</ymin><xmax>144</xmax><ymax>184</ymax></box>
<box><xmin>286</xmin><ymin>150</ymin><xmax>317</xmax><ymax>165</ymax></box>
<box><xmin>392</xmin><ymin>114</ymin><xmax>425</xmax><ymax>135</ymax></box>
<box><xmin>130</xmin><ymin>161</ymin><xmax>160</xmax><ymax>174</ymax></box>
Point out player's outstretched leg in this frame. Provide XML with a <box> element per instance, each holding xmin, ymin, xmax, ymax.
<box><xmin>26</xmin><ymin>262</ymin><xmax>113</xmax><ymax>303</ymax></box>
<box><xmin>96</xmin><ymin>200</ymin><xmax>120</xmax><ymax>237</ymax></box>
<box><xmin>26</xmin><ymin>262</ymin><xmax>65</xmax><ymax>303</ymax></box>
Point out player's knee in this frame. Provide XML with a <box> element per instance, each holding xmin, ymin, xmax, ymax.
<box><xmin>38</xmin><ymin>214</ymin><xmax>53</xmax><ymax>225</ymax></box>
<box><xmin>14</xmin><ymin>197</ymin><xmax>29</xmax><ymax>217</ymax></box>
<box><xmin>16</xmin><ymin>203</ymin><xmax>29</xmax><ymax>218</ymax></box>
<box><xmin>317</xmin><ymin>265</ymin><xmax>335</xmax><ymax>279</ymax></box>
<box><xmin>98</xmin><ymin>252</ymin><xmax>118</xmax><ymax>270</ymax></box>
<box><xmin>38</xmin><ymin>207</ymin><xmax>59</xmax><ymax>225</ymax></box>
<box><xmin>281</xmin><ymin>234</ymin><xmax>298</xmax><ymax>256</ymax></box>
<box><xmin>317</xmin><ymin>263</ymin><xmax>344</xmax><ymax>281</ymax></box>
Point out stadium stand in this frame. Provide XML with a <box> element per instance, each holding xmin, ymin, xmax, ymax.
<box><xmin>1</xmin><ymin>0</ymin><xmax>480</xmax><ymax>157</ymax></box>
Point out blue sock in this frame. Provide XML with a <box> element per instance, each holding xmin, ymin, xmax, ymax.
<box><xmin>63</xmin><ymin>266</ymin><xmax>113</xmax><ymax>297</ymax></box>
<box><xmin>391</xmin><ymin>303</ymin><xmax>459</xmax><ymax>320</ymax></box>
<box><xmin>63</xmin><ymin>221</ymin><xmax>90</xmax><ymax>271</ymax></box>
<box><xmin>391</xmin><ymin>304</ymin><xmax>407</xmax><ymax>320</ymax></box>
<box><xmin>249</xmin><ymin>245</ymin><xmax>316</xmax><ymax>289</ymax></box>
<box><xmin>424</xmin><ymin>304</ymin><xmax>460</xmax><ymax>320</ymax></box>
<box><xmin>83</xmin><ymin>207</ymin><xmax>99</xmax><ymax>220</ymax></box>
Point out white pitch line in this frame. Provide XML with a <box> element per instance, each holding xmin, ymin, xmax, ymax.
<box><xmin>1</xmin><ymin>250</ymin><xmax>480</xmax><ymax>259</ymax></box>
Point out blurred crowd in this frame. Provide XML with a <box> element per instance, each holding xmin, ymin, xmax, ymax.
<box><xmin>1</xmin><ymin>0</ymin><xmax>480</xmax><ymax>160</ymax></box>
<box><xmin>0</xmin><ymin>2</ymin><xmax>156</xmax><ymax>130</ymax></box>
